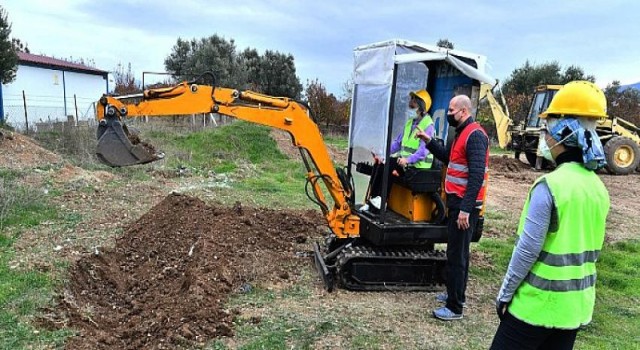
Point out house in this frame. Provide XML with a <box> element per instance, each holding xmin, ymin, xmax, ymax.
<box><xmin>0</xmin><ymin>52</ymin><xmax>109</xmax><ymax>130</ymax></box>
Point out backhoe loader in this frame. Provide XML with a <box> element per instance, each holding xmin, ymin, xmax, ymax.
<box><xmin>95</xmin><ymin>40</ymin><xmax>494</xmax><ymax>291</ymax></box>
<box><xmin>481</xmin><ymin>83</ymin><xmax>640</xmax><ymax>174</ymax></box>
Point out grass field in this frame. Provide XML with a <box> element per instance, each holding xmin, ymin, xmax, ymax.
<box><xmin>1</xmin><ymin>122</ymin><xmax>638</xmax><ymax>349</ymax></box>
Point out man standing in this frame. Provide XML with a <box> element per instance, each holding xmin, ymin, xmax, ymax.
<box><xmin>490</xmin><ymin>81</ymin><xmax>610</xmax><ymax>349</ymax></box>
<box><xmin>416</xmin><ymin>94</ymin><xmax>489</xmax><ymax>320</ymax></box>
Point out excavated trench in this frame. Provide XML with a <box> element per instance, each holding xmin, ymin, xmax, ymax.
<box><xmin>53</xmin><ymin>193</ymin><xmax>324</xmax><ymax>349</ymax></box>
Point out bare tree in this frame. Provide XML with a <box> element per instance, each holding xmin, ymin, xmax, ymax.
<box><xmin>436</xmin><ymin>38</ymin><xmax>454</xmax><ymax>49</ymax></box>
<box><xmin>113</xmin><ymin>62</ymin><xmax>141</xmax><ymax>95</ymax></box>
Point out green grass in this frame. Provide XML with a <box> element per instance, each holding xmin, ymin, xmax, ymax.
<box><xmin>577</xmin><ymin>240</ymin><xmax>640</xmax><ymax>349</ymax></box>
<box><xmin>223</xmin><ymin>285</ymin><xmax>387</xmax><ymax>350</ymax></box>
<box><xmin>475</xmin><ymin>238</ymin><xmax>640</xmax><ymax>349</ymax></box>
<box><xmin>323</xmin><ymin>134</ymin><xmax>348</xmax><ymax>150</ymax></box>
<box><xmin>0</xmin><ymin>177</ymin><xmax>70</xmax><ymax>348</ymax></box>
<box><xmin>147</xmin><ymin>122</ymin><xmax>316</xmax><ymax>209</ymax></box>
<box><xmin>0</xmin><ymin>170</ymin><xmax>59</xmax><ymax>230</ymax></box>
<box><xmin>490</xmin><ymin>146</ymin><xmax>511</xmax><ymax>155</ymax></box>
<box><xmin>0</xmin><ymin>242</ymin><xmax>70</xmax><ymax>349</ymax></box>
<box><xmin>146</xmin><ymin>122</ymin><xmax>289</xmax><ymax>173</ymax></box>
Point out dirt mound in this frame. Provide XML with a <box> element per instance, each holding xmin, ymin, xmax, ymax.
<box><xmin>0</xmin><ymin>132</ymin><xmax>62</xmax><ymax>169</ymax></box>
<box><xmin>489</xmin><ymin>155</ymin><xmax>531</xmax><ymax>173</ymax></box>
<box><xmin>53</xmin><ymin>193</ymin><xmax>323</xmax><ymax>349</ymax></box>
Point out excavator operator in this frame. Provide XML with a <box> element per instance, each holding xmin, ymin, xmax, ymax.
<box><xmin>363</xmin><ymin>89</ymin><xmax>435</xmax><ymax>211</ymax></box>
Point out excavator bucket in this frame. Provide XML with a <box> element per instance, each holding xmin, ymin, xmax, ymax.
<box><xmin>96</xmin><ymin>116</ymin><xmax>162</xmax><ymax>167</ymax></box>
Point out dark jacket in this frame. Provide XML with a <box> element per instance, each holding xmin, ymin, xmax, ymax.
<box><xmin>427</xmin><ymin>117</ymin><xmax>489</xmax><ymax>212</ymax></box>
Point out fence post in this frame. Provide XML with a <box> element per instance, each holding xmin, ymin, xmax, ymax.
<box><xmin>22</xmin><ymin>90</ymin><xmax>28</xmax><ymax>133</ymax></box>
<box><xmin>0</xmin><ymin>83</ymin><xmax>4</xmax><ymax>123</ymax></box>
<box><xmin>74</xmin><ymin>94</ymin><xmax>79</xmax><ymax>125</ymax></box>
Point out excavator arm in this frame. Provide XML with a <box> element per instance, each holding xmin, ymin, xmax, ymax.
<box><xmin>480</xmin><ymin>83</ymin><xmax>512</xmax><ymax>149</ymax></box>
<box><xmin>96</xmin><ymin>81</ymin><xmax>359</xmax><ymax>238</ymax></box>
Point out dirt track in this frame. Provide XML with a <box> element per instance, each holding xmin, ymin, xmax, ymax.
<box><xmin>488</xmin><ymin>154</ymin><xmax>640</xmax><ymax>241</ymax></box>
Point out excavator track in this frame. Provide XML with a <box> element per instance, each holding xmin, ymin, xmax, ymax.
<box><xmin>336</xmin><ymin>245</ymin><xmax>447</xmax><ymax>291</ymax></box>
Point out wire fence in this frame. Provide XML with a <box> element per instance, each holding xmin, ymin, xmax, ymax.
<box><xmin>2</xmin><ymin>90</ymin><xmax>98</xmax><ymax>132</ymax></box>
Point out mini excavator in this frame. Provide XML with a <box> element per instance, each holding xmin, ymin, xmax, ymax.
<box><xmin>96</xmin><ymin>40</ymin><xmax>494</xmax><ymax>292</ymax></box>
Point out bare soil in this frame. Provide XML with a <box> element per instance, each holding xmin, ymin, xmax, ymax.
<box><xmin>0</xmin><ymin>132</ymin><xmax>63</xmax><ymax>169</ymax></box>
<box><xmin>487</xmin><ymin>154</ymin><xmax>640</xmax><ymax>241</ymax></box>
<box><xmin>128</xmin><ymin>132</ymin><xmax>157</xmax><ymax>154</ymax></box>
<box><xmin>48</xmin><ymin>194</ymin><xmax>323</xmax><ymax>349</ymax></box>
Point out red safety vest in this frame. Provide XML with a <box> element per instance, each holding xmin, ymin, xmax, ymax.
<box><xmin>445</xmin><ymin>122</ymin><xmax>489</xmax><ymax>207</ymax></box>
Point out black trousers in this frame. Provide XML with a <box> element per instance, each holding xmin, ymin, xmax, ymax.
<box><xmin>445</xmin><ymin>207</ymin><xmax>479</xmax><ymax>314</ymax></box>
<box><xmin>490</xmin><ymin>311</ymin><xmax>578</xmax><ymax>350</ymax></box>
<box><xmin>369</xmin><ymin>157</ymin><xmax>404</xmax><ymax>199</ymax></box>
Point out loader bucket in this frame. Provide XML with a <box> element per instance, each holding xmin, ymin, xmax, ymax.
<box><xmin>96</xmin><ymin>117</ymin><xmax>162</xmax><ymax>167</ymax></box>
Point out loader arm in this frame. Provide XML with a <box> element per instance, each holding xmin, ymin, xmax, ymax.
<box><xmin>97</xmin><ymin>82</ymin><xmax>359</xmax><ymax>238</ymax></box>
<box><xmin>480</xmin><ymin>83</ymin><xmax>512</xmax><ymax>149</ymax></box>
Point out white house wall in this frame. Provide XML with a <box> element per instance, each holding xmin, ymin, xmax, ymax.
<box><xmin>2</xmin><ymin>65</ymin><xmax>107</xmax><ymax>129</ymax></box>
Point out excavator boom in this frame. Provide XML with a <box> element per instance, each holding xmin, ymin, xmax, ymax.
<box><xmin>480</xmin><ymin>83</ymin><xmax>512</xmax><ymax>149</ymax></box>
<box><xmin>96</xmin><ymin>81</ymin><xmax>360</xmax><ymax>240</ymax></box>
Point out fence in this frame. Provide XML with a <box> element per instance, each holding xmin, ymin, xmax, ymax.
<box><xmin>2</xmin><ymin>90</ymin><xmax>97</xmax><ymax>132</ymax></box>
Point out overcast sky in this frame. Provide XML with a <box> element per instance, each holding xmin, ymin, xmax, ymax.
<box><xmin>4</xmin><ymin>0</ymin><xmax>640</xmax><ymax>95</ymax></box>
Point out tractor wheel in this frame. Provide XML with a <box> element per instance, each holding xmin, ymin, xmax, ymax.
<box><xmin>604</xmin><ymin>136</ymin><xmax>640</xmax><ymax>175</ymax></box>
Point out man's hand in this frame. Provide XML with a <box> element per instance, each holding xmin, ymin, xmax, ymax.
<box><xmin>457</xmin><ymin>210</ymin><xmax>470</xmax><ymax>230</ymax></box>
<box><xmin>397</xmin><ymin>158</ymin><xmax>408</xmax><ymax>167</ymax></box>
<box><xmin>415</xmin><ymin>129</ymin><xmax>431</xmax><ymax>142</ymax></box>
<box><xmin>496</xmin><ymin>300</ymin><xmax>508</xmax><ymax>321</ymax></box>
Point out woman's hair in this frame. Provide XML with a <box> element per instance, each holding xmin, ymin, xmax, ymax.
<box><xmin>415</xmin><ymin>97</ymin><xmax>426</xmax><ymax>115</ymax></box>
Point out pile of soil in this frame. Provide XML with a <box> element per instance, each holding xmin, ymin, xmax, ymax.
<box><xmin>0</xmin><ymin>132</ymin><xmax>62</xmax><ymax>169</ymax></box>
<box><xmin>128</xmin><ymin>132</ymin><xmax>157</xmax><ymax>154</ymax></box>
<box><xmin>489</xmin><ymin>155</ymin><xmax>531</xmax><ymax>173</ymax></box>
<box><xmin>54</xmin><ymin>193</ymin><xmax>324</xmax><ymax>349</ymax></box>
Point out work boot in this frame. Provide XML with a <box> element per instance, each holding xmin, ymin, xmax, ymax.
<box><xmin>435</xmin><ymin>292</ymin><xmax>466</xmax><ymax>307</ymax></box>
<box><xmin>433</xmin><ymin>306</ymin><xmax>463</xmax><ymax>321</ymax></box>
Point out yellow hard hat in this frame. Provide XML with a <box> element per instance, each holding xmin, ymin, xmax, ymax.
<box><xmin>410</xmin><ymin>89</ymin><xmax>432</xmax><ymax>112</ymax></box>
<box><xmin>541</xmin><ymin>80</ymin><xmax>607</xmax><ymax>119</ymax></box>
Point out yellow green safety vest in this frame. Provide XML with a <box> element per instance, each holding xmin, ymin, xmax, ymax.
<box><xmin>509</xmin><ymin>162</ymin><xmax>609</xmax><ymax>329</ymax></box>
<box><xmin>398</xmin><ymin>114</ymin><xmax>433</xmax><ymax>169</ymax></box>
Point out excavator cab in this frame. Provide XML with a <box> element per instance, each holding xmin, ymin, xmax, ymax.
<box><xmin>321</xmin><ymin>40</ymin><xmax>496</xmax><ymax>291</ymax></box>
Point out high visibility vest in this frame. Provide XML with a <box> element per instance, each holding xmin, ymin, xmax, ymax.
<box><xmin>398</xmin><ymin>114</ymin><xmax>434</xmax><ymax>169</ymax></box>
<box><xmin>444</xmin><ymin>122</ymin><xmax>489</xmax><ymax>206</ymax></box>
<box><xmin>509</xmin><ymin>162</ymin><xmax>610</xmax><ymax>329</ymax></box>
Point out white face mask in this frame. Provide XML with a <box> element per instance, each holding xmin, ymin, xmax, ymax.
<box><xmin>538</xmin><ymin>128</ymin><xmax>578</xmax><ymax>161</ymax></box>
<box><xmin>538</xmin><ymin>134</ymin><xmax>554</xmax><ymax>161</ymax></box>
<box><xmin>408</xmin><ymin>107</ymin><xmax>418</xmax><ymax>118</ymax></box>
